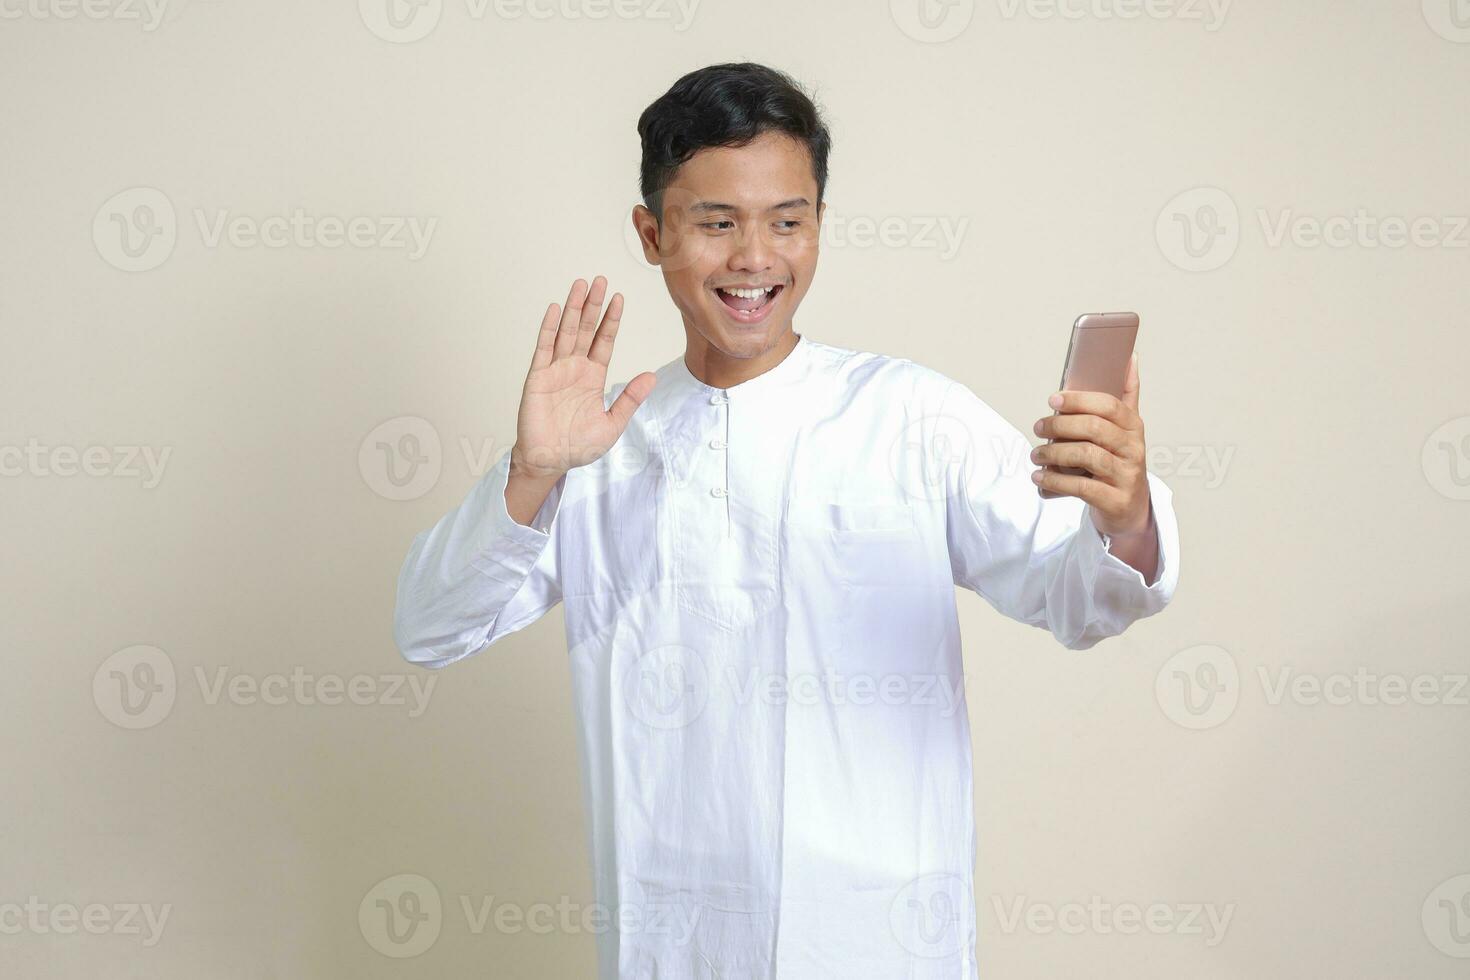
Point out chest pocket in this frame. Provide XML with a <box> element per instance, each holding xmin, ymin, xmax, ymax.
<box><xmin>784</xmin><ymin>501</ymin><xmax>928</xmax><ymax>590</ymax></box>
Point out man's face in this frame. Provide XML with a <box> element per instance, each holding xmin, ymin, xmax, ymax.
<box><xmin>633</xmin><ymin>131</ymin><xmax>824</xmax><ymax>361</ymax></box>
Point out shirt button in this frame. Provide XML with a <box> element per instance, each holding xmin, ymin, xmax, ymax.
<box><xmin>710</xmin><ymin>486</ymin><xmax>727</xmax><ymax>498</ymax></box>
<box><xmin>709</xmin><ymin>392</ymin><xmax>728</xmax><ymax>405</ymax></box>
<box><xmin>709</xmin><ymin>438</ymin><xmax>727</xmax><ymax>450</ymax></box>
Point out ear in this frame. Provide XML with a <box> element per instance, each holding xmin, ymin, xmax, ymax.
<box><xmin>630</xmin><ymin>204</ymin><xmax>662</xmax><ymax>267</ymax></box>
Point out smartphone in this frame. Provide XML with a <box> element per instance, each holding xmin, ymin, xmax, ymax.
<box><xmin>1039</xmin><ymin>312</ymin><xmax>1140</xmax><ymax>499</ymax></box>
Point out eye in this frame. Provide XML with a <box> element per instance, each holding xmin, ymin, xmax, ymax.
<box><xmin>700</xmin><ymin>220</ymin><xmax>734</xmax><ymax>231</ymax></box>
<box><xmin>774</xmin><ymin>220</ymin><xmax>802</xmax><ymax>233</ymax></box>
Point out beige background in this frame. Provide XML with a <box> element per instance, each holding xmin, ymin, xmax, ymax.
<box><xmin>3</xmin><ymin>0</ymin><xmax>1468</xmax><ymax>976</ymax></box>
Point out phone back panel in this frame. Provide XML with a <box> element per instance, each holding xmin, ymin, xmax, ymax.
<box><xmin>1059</xmin><ymin>312</ymin><xmax>1139</xmax><ymax>397</ymax></box>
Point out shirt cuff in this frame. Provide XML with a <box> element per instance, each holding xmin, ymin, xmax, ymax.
<box><xmin>1077</xmin><ymin>472</ymin><xmax>1180</xmax><ymax>598</ymax></box>
<box><xmin>467</xmin><ymin>448</ymin><xmax>566</xmax><ymax>576</ymax></box>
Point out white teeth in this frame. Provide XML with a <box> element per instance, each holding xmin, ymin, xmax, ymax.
<box><xmin>719</xmin><ymin>286</ymin><xmax>775</xmax><ymax>300</ymax></box>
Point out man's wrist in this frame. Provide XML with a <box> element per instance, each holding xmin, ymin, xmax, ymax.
<box><xmin>1090</xmin><ymin>502</ymin><xmax>1155</xmax><ymax>544</ymax></box>
<box><xmin>509</xmin><ymin>443</ymin><xmax>567</xmax><ymax>483</ymax></box>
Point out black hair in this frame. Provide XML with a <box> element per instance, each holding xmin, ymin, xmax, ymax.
<box><xmin>637</xmin><ymin>62</ymin><xmax>831</xmax><ymax>221</ymax></box>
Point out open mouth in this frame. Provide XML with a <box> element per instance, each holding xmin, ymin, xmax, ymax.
<box><xmin>713</xmin><ymin>284</ymin><xmax>784</xmax><ymax>323</ymax></box>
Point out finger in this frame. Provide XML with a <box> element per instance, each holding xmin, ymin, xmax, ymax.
<box><xmin>1031</xmin><ymin>441</ymin><xmax>1121</xmax><ymax>482</ymax></box>
<box><xmin>553</xmin><ymin>278</ymin><xmax>589</xmax><ymax>359</ymax></box>
<box><xmin>587</xmin><ymin>291</ymin><xmax>625</xmax><ymax>367</ymax></box>
<box><xmin>574</xmin><ymin>275</ymin><xmax>608</xmax><ymax>357</ymax></box>
<box><xmin>1048</xmin><ymin>389</ymin><xmax>1136</xmax><ymax>429</ymax></box>
<box><xmin>606</xmin><ymin>370</ymin><xmax>657</xmax><ymax>433</ymax></box>
<box><xmin>530</xmin><ymin>302</ymin><xmax>561</xmax><ymax>371</ymax></box>
<box><xmin>1031</xmin><ymin>466</ymin><xmax>1117</xmax><ymax>508</ymax></box>
<box><xmin>1033</xmin><ymin>413</ymin><xmax>1131</xmax><ymax>455</ymax></box>
<box><xmin>1121</xmin><ymin>351</ymin><xmax>1140</xmax><ymax>413</ymax></box>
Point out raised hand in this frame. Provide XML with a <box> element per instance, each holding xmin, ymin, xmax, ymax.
<box><xmin>510</xmin><ymin>276</ymin><xmax>657</xmax><ymax>482</ymax></box>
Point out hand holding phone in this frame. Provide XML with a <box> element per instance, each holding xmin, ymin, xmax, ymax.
<box><xmin>1038</xmin><ymin>312</ymin><xmax>1139</xmax><ymax>499</ymax></box>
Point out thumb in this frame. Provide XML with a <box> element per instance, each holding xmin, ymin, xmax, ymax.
<box><xmin>1121</xmin><ymin>351</ymin><xmax>1140</xmax><ymax>413</ymax></box>
<box><xmin>606</xmin><ymin>371</ymin><xmax>658</xmax><ymax>434</ymax></box>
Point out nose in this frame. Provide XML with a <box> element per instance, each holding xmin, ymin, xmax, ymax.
<box><xmin>727</xmin><ymin>221</ymin><xmax>774</xmax><ymax>275</ymax></box>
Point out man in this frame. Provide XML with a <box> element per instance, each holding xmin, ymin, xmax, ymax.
<box><xmin>394</xmin><ymin>62</ymin><xmax>1179</xmax><ymax>979</ymax></box>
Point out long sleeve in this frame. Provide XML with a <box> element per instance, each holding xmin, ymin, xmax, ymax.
<box><xmin>393</xmin><ymin>447</ymin><xmax>566</xmax><ymax>669</ymax></box>
<box><xmin>938</xmin><ymin>378</ymin><xmax>1181</xmax><ymax>650</ymax></box>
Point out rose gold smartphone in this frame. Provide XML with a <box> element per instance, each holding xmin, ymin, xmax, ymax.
<box><xmin>1039</xmin><ymin>312</ymin><xmax>1139</xmax><ymax>499</ymax></box>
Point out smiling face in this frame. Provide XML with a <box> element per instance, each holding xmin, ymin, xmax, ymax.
<box><xmin>632</xmin><ymin>131</ymin><xmax>824</xmax><ymax>377</ymax></box>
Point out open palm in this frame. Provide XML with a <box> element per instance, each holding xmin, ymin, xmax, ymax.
<box><xmin>512</xmin><ymin>276</ymin><xmax>657</xmax><ymax>479</ymax></box>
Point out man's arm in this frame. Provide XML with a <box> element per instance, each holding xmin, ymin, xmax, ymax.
<box><xmin>393</xmin><ymin>275</ymin><xmax>656</xmax><ymax>668</ymax></box>
<box><xmin>937</xmin><ymin>362</ymin><xmax>1180</xmax><ymax>650</ymax></box>
<box><xmin>393</xmin><ymin>450</ymin><xmax>567</xmax><ymax>669</ymax></box>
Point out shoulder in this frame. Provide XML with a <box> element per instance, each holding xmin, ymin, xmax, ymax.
<box><xmin>804</xmin><ymin>337</ymin><xmax>959</xmax><ymax>410</ymax></box>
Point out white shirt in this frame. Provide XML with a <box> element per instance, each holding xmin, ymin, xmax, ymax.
<box><xmin>394</xmin><ymin>331</ymin><xmax>1180</xmax><ymax>979</ymax></box>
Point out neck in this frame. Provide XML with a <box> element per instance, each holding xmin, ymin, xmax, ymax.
<box><xmin>683</xmin><ymin>327</ymin><xmax>801</xmax><ymax>389</ymax></box>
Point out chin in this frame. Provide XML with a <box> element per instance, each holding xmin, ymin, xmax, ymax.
<box><xmin>707</xmin><ymin>323</ymin><xmax>780</xmax><ymax>357</ymax></box>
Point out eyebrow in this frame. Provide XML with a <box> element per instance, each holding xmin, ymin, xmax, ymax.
<box><xmin>688</xmin><ymin>198</ymin><xmax>812</xmax><ymax>214</ymax></box>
